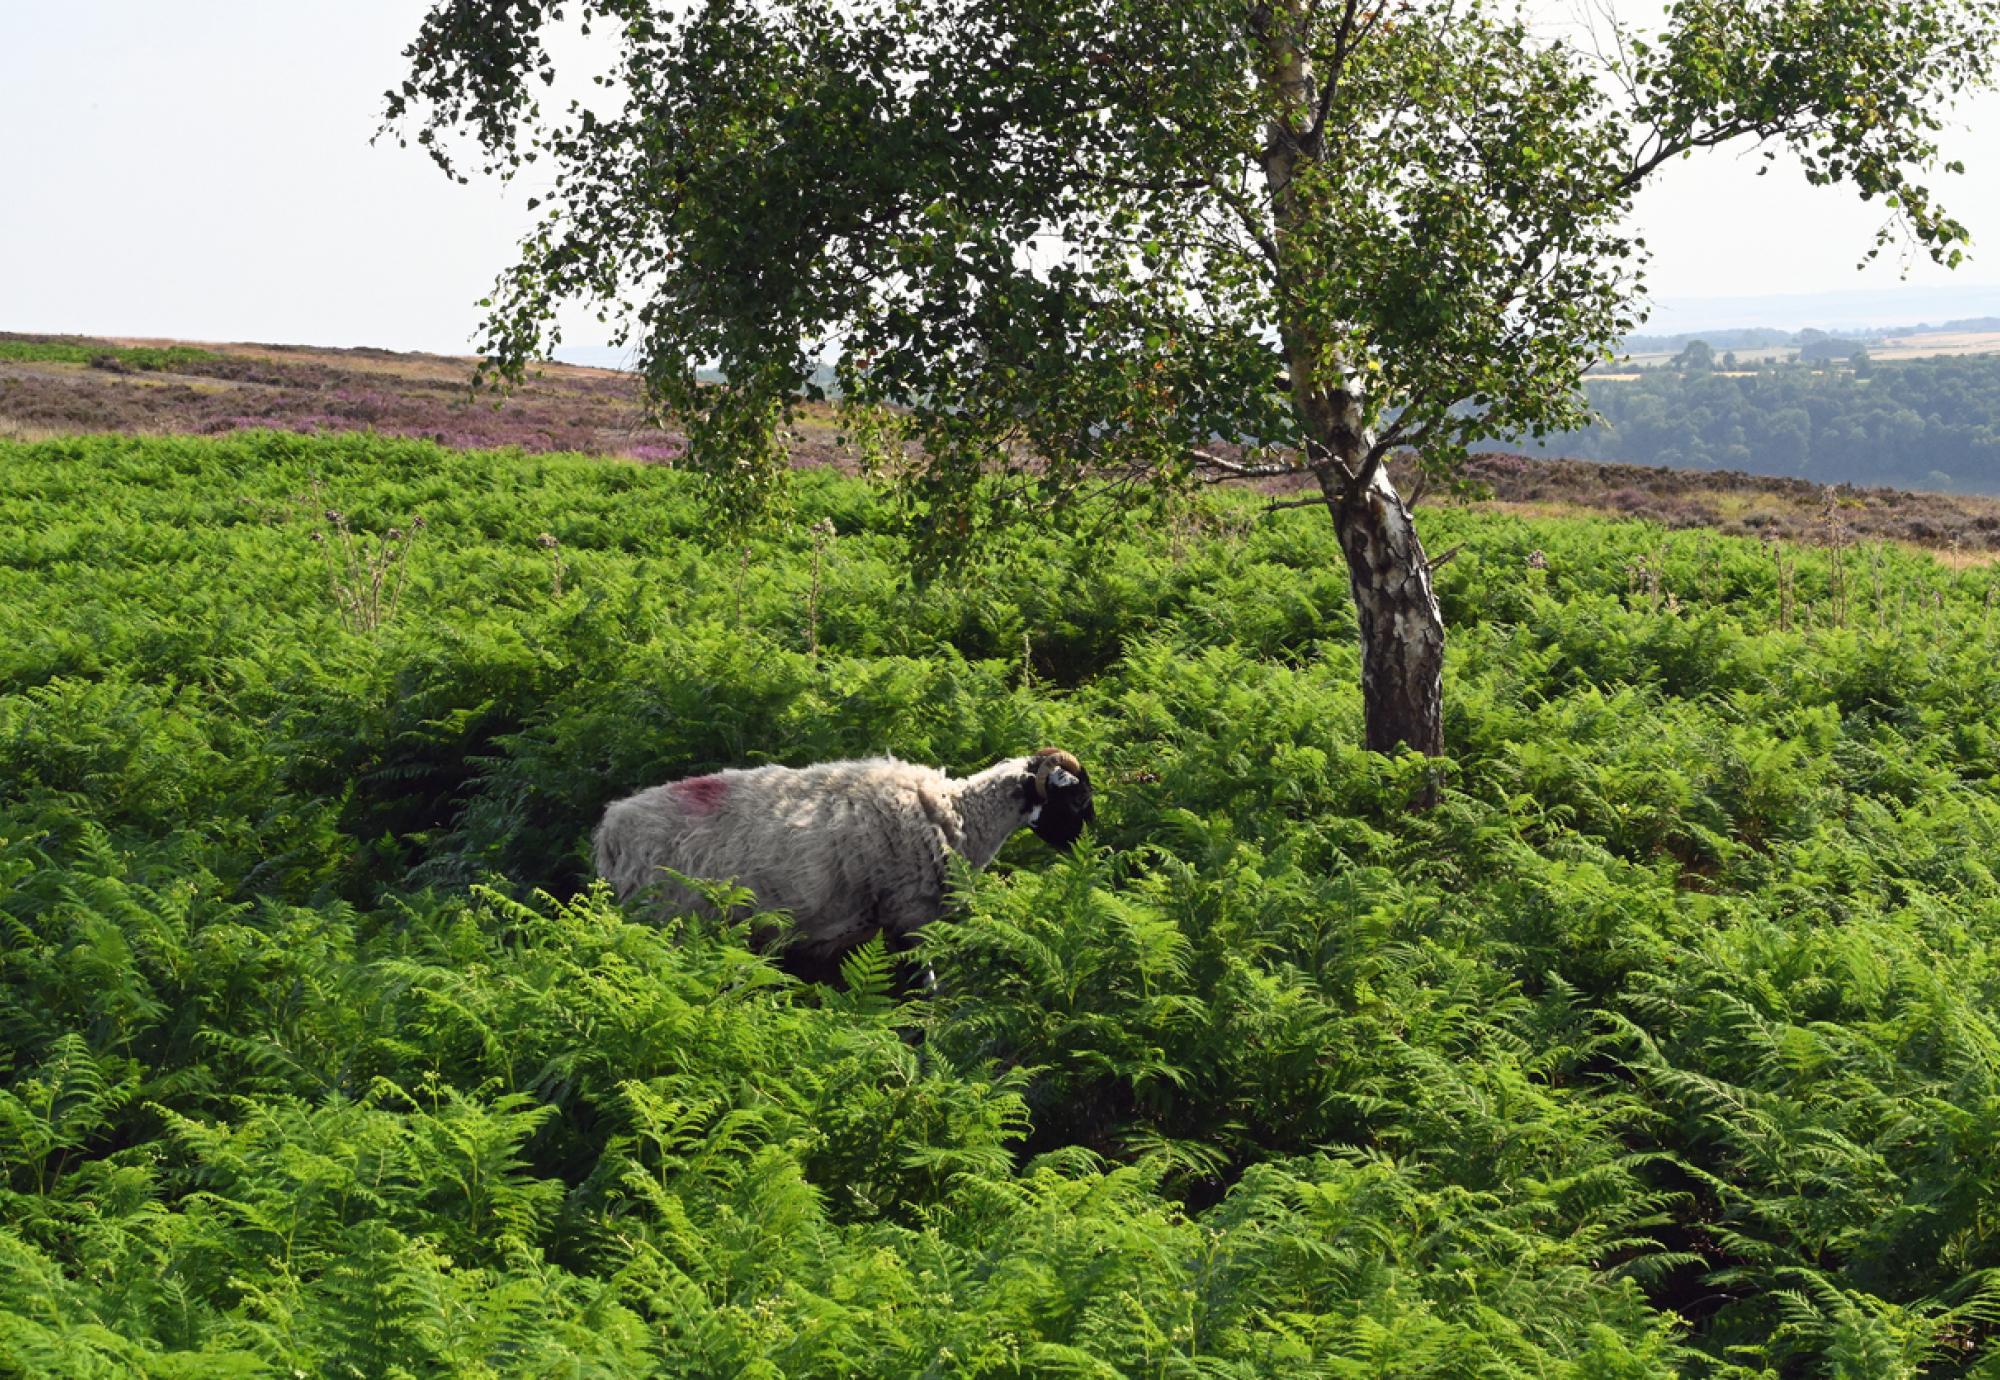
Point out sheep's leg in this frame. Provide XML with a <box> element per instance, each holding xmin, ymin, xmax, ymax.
<box><xmin>884</xmin><ymin>926</ymin><xmax>938</xmax><ymax>999</ymax></box>
<box><xmin>773</xmin><ymin>941</ymin><xmax>849</xmax><ymax>988</ymax></box>
<box><xmin>776</xmin><ymin>925</ymin><xmax>934</xmax><ymax>997</ymax></box>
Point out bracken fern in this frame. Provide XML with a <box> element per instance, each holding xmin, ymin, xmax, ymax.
<box><xmin>6</xmin><ymin>432</ymin><xmax>2000</xmax><ymax>1373</ymax></box>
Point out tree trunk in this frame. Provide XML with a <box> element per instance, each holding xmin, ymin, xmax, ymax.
<box><xmin>1255</xmin><ymin>0</ymin><xmax>1446</xmax><ymax>791</ymax></box>
<box><xmin>1321</xmin><ymin>462</ymin><xmax>1447</xmax><ymax>765</ymax></box>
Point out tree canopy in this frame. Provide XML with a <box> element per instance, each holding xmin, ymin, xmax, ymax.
<box><xmin>388</xmin><ymin>0</ymin><xmax>1994</xmax><ymax>518</ymax></box>
<box><xmin>386</xmin><ymin>0</ymin><xmax>1998</xmax><ymax>760</ymax></box>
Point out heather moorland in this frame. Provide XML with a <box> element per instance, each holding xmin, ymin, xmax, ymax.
<box><xmin>6</xmin><ymin>330</ymin><xmax>2000</xmax><ymax>560</ymax></box>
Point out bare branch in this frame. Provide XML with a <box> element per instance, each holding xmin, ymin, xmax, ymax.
<box><xmin>1351</xmin><ymin>448</ymin><xmax>1386</xmax><ymax>493</ymax></box>
<box><xmin>1305</xmin><ymin>0</ymin><xmax>1365</xmax><ymax>151</ymax></box>
<box><xmin>1191</xmin><ymin>447</ymin><xmax>1299</xmax><ymax>478</ymax></box>
<box><xmin>1205</xmin><ymin>167</ymin><xmax>1282</xmax><ymax>268</ymax></box>
<box><xmin>1616</xmin><ymin>115</ymin><xmax>1763</xmax><ymax>194</ymax></box>
<box><xmin>1372</xmin><ymin>408</ymin><xmax>1448</xmax><ymax>460</ymax></box>
<box><xmin>1304</xmin><ymin>434</ymin><xmax>1360</xmax><ymax>483</ymax></box>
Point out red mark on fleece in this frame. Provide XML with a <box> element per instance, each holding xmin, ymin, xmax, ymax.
<box><xmin>671</xmin><ymin>774</ymin><xmax>730</xmax><ymax>814</ymax></box>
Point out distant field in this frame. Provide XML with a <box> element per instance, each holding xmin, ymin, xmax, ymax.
<box><xmin>1618</xmin><ymin>345</ymin><xmax>1800</xmax><ymax>368</ymax></box>
<box><xmin>1621</xmin><ymin>328</ymin><xmax>2000</xmax><ymax>369</ymax></box>
<box><xmin>1876</xmin><ymin>328</ymin><xmax>2000</xmax><ymax>358</ymax></box>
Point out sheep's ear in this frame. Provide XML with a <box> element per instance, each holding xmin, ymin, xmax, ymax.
<box><xmin>1047</xmin><ymin>765</ymin><xmax>1078</xmax><ymax>789</ymax></box>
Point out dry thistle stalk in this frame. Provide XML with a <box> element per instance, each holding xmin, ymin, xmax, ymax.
<box><xmin>1818</xmin><ymin>489</ymin><xmax>1851</xmax><ymax>629</ymax></box>
<box><xmin>1869</xmin><ymin>543</ymin><xmax>1887</xmax><ymax>631</ymax></box>
<box><xmin>539</xmin><ymin>531</ymin><xmax>565</xmax><ymax>600</ymax></box>
<box><xmin>1763</xmin><ymin>532</ymin><xmax>1794</xmax><ymax>633</ymax></box>
<box><xmin>806</xmin><ymin>517</ymin><xmax>837</xmax><ymax>658</ymax></box>
<box><xmin>1167</xmin><ymin>505</ymin><xmax>1191</xmax><ymax>565</ymax></box>
<box><xmin>311</xmin><ymin>504</ymin><xmax>422</xmax><ymax>633</ymax></box>
<box><xmin>1625</xmin><ymin>544</ymin><xmax>1666</xmax><ymax>614</ymax></box>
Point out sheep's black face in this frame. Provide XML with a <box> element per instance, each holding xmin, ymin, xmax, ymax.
<box><xmin>1025</xmin><ymin>750</ymin><xmax>1095</xmax><ymax>850</ymax></box>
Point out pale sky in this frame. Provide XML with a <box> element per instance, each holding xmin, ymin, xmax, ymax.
<box><xmin>4</xmin><ymin>2</ymin><xmax>1998</xmax><ymax>355</ymax></box>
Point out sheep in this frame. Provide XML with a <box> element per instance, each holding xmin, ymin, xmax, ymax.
<box><xmin>593</xmin><ymin>749</ymin><xmax>1094</xmax><ymax>970</ymax></box>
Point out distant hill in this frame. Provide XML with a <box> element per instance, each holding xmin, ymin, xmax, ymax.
<box><xmin>0</xmin><ymin>330</ymin><xmax>682</xmax><ymax>459</ymax></box>
<box><xmin>1623</xmin><ymin>327</ymin><xmax>1800</xmax><ymax>353</ymax></box>
<box><xmin>1639</xmin><ymin>282</ymin><xmax>2000</xmax><ymax>336</ymax></box>
<box><xmin>1458</xmin><ymin>451</ymin><xmax>2000</xmax><ymax>554</ymax></box>
<box><xmin>1917</xmin><ymin>315</ymin><xmax>2000</xmax><ymax>333</ymax></box>
<box><xmin>1622</xmin><ymin>318</ymin><xmax>2000</xmax><ymax>354</ymax></box>
<box><xmin>0</xmin><ymin>331</ymin><xmax>859</xmax><ymax>466</ymax></box>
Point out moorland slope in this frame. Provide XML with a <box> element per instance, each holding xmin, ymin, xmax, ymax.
<box><xmin>7</xmin><ymin>329</ymin><xmax>2000</xmax><ymax>558</ymax></box>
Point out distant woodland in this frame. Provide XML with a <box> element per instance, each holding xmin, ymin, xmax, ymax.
<box><xmin>1524</xmin><ymin>351</ymin><xmax>2000</xmax><ymax>494</ymax></box>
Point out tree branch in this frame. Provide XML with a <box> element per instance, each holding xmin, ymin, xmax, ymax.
<box><xmin>1305</xmin><ymin>0</ymin><xmax>1365</xmax><ymax>152</ymax></box>
<box><xmin>1304</xmin><ymin>433</ymin><xmax>1359</xmax><ymax>483</ymax></box>
<box><xmin>1350</xmin><ymin>447</ymin><xmax>1386</xmax><ymax>493</ymax></box>
<box><xmin>1615</xmin><ymin>115</ymin><xmax>1764</xmax><ymax>194</ymax></box>
<box><xmin>1191</xmin><ymin>447</ymin><xmax>1300</xmax><ymax>479</ymax></box>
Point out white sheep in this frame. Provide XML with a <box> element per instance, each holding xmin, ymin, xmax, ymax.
<box><xmin>593</xmin><ymin>749</ymin><xmax>1094</xmax><ymax>964</ymax></box>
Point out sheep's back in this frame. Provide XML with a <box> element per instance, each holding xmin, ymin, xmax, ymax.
<box><xmin>594</xmin><ymin>757</ymin><xmax>960</xmax><ymax>952</ymax></box>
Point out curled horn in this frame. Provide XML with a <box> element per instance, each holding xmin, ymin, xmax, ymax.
<box><xmin>1032</xmin><ymin>748</ymin><xmax>1083</xmax><ymax>798</ymax></box>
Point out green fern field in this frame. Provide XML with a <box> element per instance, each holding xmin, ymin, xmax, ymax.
<box><xmin>8</xmin><ymin>432</ymin><xmax>2000</xmax><ymax>1376</ymax></box>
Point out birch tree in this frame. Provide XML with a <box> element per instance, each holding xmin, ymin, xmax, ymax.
<box><xmin>386</xmin><ymin>0</ymin><xmax>1998</xmax><ymax>788</ymax></box>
